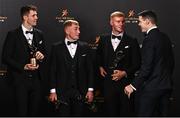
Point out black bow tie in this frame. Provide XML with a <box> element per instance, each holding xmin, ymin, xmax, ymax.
<box><xmin>25</xmin><ymin>31</ymin><xmax>33</xmax><ymax>34</ymax></box>
<box><xmin>67</xmin><ymin>41</ymin><xmax>77</xmax><ymax>45</ymax></box>
<box><xmin>112</xmin><ymin>35</ymin><xmax>122</xmax><ymax>40</ymax></box>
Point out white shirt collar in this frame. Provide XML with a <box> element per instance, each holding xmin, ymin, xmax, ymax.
<box><xmin>147</xmin><ymin>26</ymin><xmax>157</xmax><ymax>34</ymax></box>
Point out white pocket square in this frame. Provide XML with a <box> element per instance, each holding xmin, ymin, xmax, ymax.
<box><xmin>125</xmin><ymin>45</ymin><xmax>130</xmax><ymax>49</ymax></box>
<box><xmin>81</xmin><ymin>54</ymin><xmax>87</xmax><ymax>56</ymax></box>
<box><xmin>39</xmin><ymin>40</ymin><xmax>43</xmax><ymax>44</ymax></box>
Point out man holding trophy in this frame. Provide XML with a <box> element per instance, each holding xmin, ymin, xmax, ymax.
<box><xmin>96</xmin><ymin>11</ymin><xmax>141</xmax><ymax>116</ymax></box>
<box><xmin>2</xmin><ymin>5</ymin><xmax>46</xmax><ymax>116</ymax></box>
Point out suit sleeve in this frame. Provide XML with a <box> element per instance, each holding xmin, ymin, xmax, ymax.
<box><xmin>131</xmin><ymin>37</ymin><xmax>155</xmax><ymax>89</ymax></box>
<box><xmin>2</xmin><ymin>31</ymin><xmax>24</xmax><ymax>72</ymax></box>
<box><xmin>96</xmin><ymin>36</ymin><xmax>104</xmax><ymax>67</ymax></box>
<box><xmin>86</xmin><ymin>45</ymin><xmax>94</xmax><ymax>89</ymax></box>
<box><xmin>49</xmin><ymin>45</ymin><xmax>57</xmax><ymax>89</ymax></box>
<box><xmin>36</xmin><ymin>31</ymin><xmax>47</xmax><ymax>62</ymax></box>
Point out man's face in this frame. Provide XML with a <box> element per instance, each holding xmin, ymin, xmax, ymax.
<box><xmin>24</xmin><ymin>10</ymin><xmax>38</xmax><ymax>27</ymax></box>
<box><xmin>65</xmin><ymin>24</ymin><xmax>80</xmax><ymax>40</ymax></box>
<box><xmin>110</xmin><ymin>16</ymin><xmax>125</xmax><ymax>34</ymax></box>
<box><xmin>138</xmin><ymin>16</ymin><xmax>148</xmax><ymax>32</ymax></box>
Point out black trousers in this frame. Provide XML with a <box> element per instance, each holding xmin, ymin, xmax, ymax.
<box><xmin>134</xmin><ymin>89</ymin><xmax>172</xmax><ymax>116</ymax></box>
<box><xmin>103</xmin><ymin>78</ymin><xmax>134</xmax><ymax>116</ymax></box>
<box><xmin>56</xmin><ymin>88</ymin><xmax>85</xmax><ymax>116</ymax></box>
<box><xmin>14</xmin><ymin>75</ymin><xmax>42</xmax><ymax>116</ymax></box>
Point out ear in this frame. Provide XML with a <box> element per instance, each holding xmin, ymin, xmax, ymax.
<box><xmin>64</xmin><ymin>27</ymin><xmax>69</xmax><ymax>35</ymax></box>
<box><xmin>145</xmin><ymin>18</ymin><xmax>151</xmax><ymax>25</ymax></box>
<box><xmin>23</xmin><ymin>15</ymin><xmax>28</xmax><ymax>21</ymax></box>
<box><xmin>110</xmin><ymin>19</ymin><xmax>113</xmax><ymax>26</ymax></box>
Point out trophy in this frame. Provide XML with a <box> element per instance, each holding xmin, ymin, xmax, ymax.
<box><xmin>28</xmin><ymin>43</ymin><xmax>38</xmax><ymax>67</ymax></box>
<box><xmin>109</xmin><ymin>50</ymin><xmax>125</xmax><ymax>74</ymax></box>
<box><xmin>75</xmin><ymin>93</ymin><xmax>98</xmax><ymax>112</ymax></box>
<box><xmin>46</xmin><ymin>96</ymin><xmax>68</xmax><ymax>111</ymax></box>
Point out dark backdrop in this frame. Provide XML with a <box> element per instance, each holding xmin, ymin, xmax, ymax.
<box><xmin>0</xmin><ymin>0</ymin><xmax>180</xmax><ymax>116</ymax></box>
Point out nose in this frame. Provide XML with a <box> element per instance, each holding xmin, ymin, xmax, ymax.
<box><xmin>138</xmin><ymin>23</ymin><xmax>141</xmax><ymax>26</ymax></box>
<box><xmin>78</xmin><ymin>30</ymin><xmax>80</xmax><ymax>34</ymax></box>
<box><xmin>35</xmin><ymin>15</ymin><xmax>38</xmax><ymax>20</ymax></box>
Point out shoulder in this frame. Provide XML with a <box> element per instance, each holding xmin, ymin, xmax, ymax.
<box><xmin>78</xmin><ymin>40</ymin><xmax>88</xmax><ymax>46</ymax></box>
<box><xmin>52</xmin><ymin>41</ymin><xmax>64</xmax><ymax>47</ymax></box>
<box><xmin>100</xmin><ymin>34</ymin><xmax>111</xmax><ymax>40</ymax></box>
<box><xmin>98</xmin><ymin>34</ymin><xmax>111</xmax><ymax>44</ymax></box>
<box><xmin>5</xmin><ymin>27</ymin><xmax>22</xmax><ymax>41</ymax></box>
<box><xmin>7</xmin><ymin>27</ymin><xmax>21</xmax><ymax>35</ymax></box>
<box><xmin>50</xmin><ymin>41</ymin><xmax>64</xmax><ymax>52</ymax></box>
<box><xmin>33</xmin><ymin>28</ymin><xmax>43</xmax><ymax>35</ymax></box>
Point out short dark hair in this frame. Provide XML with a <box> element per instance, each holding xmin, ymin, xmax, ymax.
<box><xmin>20</xmin><ymin>5</ymin><xmax>37</xmax><ymax>20</ymax></box>
<box><xmin>138</xmin><ymin>10</ymin><xmax>157</xmax><ymax>24</ymax></box>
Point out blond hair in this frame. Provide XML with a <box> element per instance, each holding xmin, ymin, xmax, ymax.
<box><xmin>110</xmin><ymin>11</ymin><xmax>125</xmax><ymax>19</ymax></box>
<box><xmin>63</xmin><ymin>20</ymin><xmax>79</xmax><ymax>29</ymax></box>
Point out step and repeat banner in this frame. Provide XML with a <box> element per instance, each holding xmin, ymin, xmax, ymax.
<box><xmin>0</xmin><ymin>0</ymin><xmax>180</xmax><ymax>116</ymax></box>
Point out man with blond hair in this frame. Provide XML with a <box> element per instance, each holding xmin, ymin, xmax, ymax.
<box><xmin>96</xmin><ymin>11</ymin><xmax>141</xmax><ymax>116</ymax></box>
<box><xmin>49</xmin><ymin>20</ymin><xmax>94</xmax><ymax>116</ymax></box>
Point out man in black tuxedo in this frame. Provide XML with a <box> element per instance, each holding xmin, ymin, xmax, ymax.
<box><xmin>2</xmin><ymin>5</ymin><xmax>46</xmax><ymax>116</ymax></box>
<box><xmin>96</xmin><ymin>11</ymin><xmax>141</xmax><ymax>116</ymax></box>
<box><xmin>48</xmin><ymin>20</ymin><xmax>94</xmax><ymax>116</ymax></box>
<box><xmin>124</xmin><ymin>10</ymin><xmax>175</xmax><ymax>116</ymax></box>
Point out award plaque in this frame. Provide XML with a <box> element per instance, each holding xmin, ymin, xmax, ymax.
<box><xmin>109</xmin><ymin>50</ymin><xmax>125</xmax><ymax>73</ymax></box>
<box><xmin>28</xmin><ymin>43</ymin><xmax>37</xmax><ymax>67</ymax></box>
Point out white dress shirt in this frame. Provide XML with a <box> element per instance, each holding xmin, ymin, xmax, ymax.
<box><xmin>21</xmin><ymin>24</ymin><xmax>33</xmax><ymax>45</ymax></box>
<box><xmin>65</xmin><ymin>38</ymin><xmax>78</xmax><ymax>58</ymax></box>
<box><xmin>111</xmin><ymin>32</ymin><xmax>124</xmax><ymax>51</ymax></box>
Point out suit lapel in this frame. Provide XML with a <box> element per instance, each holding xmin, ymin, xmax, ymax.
<box><xmin>74</xmin><ymin>41</ymin><xmax>80</xmax><ymax>59</ymax></box>
<box><xmin>62</xmin><ymin>42</ymin><xmax>73</xmax><ymax>69</ymax></box>
<box><xmin>115</xmin><ymin>33</ymin><xmax>127</xmax><ymax>52</ymax></box>
<box><xmin>18</xmin><ymin>27</ymin><xmax>29</xmax><ymax>55</ymax></box>
<box><xmin>32</xmin><ymin>29</ymin><xmax>38</xmax><ymax>46</ymax></box>
<box><xmin>107</xmin><ymin>36</ymin><xmax>115</xmax><ymax>52</ymax></box>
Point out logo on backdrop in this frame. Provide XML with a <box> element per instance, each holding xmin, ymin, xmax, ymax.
<box><xmin>88</xmin><ymin>36</ymin><xmax>100</xmax><ymax>50</ymax></box>
<box><xmin>0</xmin><ymin>15</ymin><xmax>7</xmax><ymax>22</ymax></box>
<box><xmin>125</xmin><ymin>10</ymin><xmax>138</xmax><ymax>24</ymax></box>
<box><xmin>56</xmin><ymin>9</ymin><xmax>74</xmax><ymax>23</ymax></box>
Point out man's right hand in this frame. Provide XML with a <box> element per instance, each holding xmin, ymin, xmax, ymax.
<box><xmin>49</xmin><ymin>93</ymin><xmax>57</xmax><ymax>102</ymax></box>
<box><xmin>24</xmin><ymin>64</ymin><xmax>39</xmax><ymax>70</ymax></box>
<box><xmin>99</xmin><ymin>67</ymin><xmax>107</xmax><ymax>77</ymax></box>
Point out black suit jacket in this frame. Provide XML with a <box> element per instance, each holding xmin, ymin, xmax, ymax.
<box><xmin>97</xmin><ymin>33</ymin><xmax>141</xmax><ymax>82</ymax></box>
<box><xmin>2</xmin><ymin>26</ymin><xmax>46</xmax><ymax>85</ymax></box>
<box><xmin>131</xmin><ymin>28</ymin><xmax>175</xmax><ymax>91</ymax></box>
<box><xmin>49</xmin><ymin>40</ymin><xmax>94</xmax><ymax>96</ymax></box>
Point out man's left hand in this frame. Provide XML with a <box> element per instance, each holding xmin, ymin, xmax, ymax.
<box><xmin>124</xmin><ymin>85</ymin><xmax>134</xmax><ymax>98</ymax></box>
<box><xmin>35</xmin><ymin>51</ymin><xmax>44</xmax><ymax>60</ymax></box>
<box><xmin>111</xmin><ymin>70</ymin><xmax>127</xmax><ymax>81</ymax></box>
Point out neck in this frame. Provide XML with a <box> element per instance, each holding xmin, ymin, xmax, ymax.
<box><xmin>147</xmin><ymin>24</ymin><xmax>156</xmax><ymax>30</ymax></box>
<box><xmin>66</xmin><ymin>36</ymin><xmax>77</xmax><ymax>41</ymax></box>
<box><xmin>22</xmin><ymin>22</ymin><xmax>33</xmax><ymax>30</ymax></box>
<box><xmin>112</xmin><ymin>30</ymin><xmax>123</xmax><ymax>36</ymax></box>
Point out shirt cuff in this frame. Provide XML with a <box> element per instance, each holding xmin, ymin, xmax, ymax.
<box><xmin>50</xmin><ymin>88</ymin><xmax>56</xmax><ymax>93</ymax></box>
<box><xmin>88</xmin><ymin>88</ymin><xmax>94</xmax><ymax>91</ymax></box>
<box><xmin>130</xmin><ymin>84</ymin><xmax>136</xmax><ymax>91</ymax></box>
